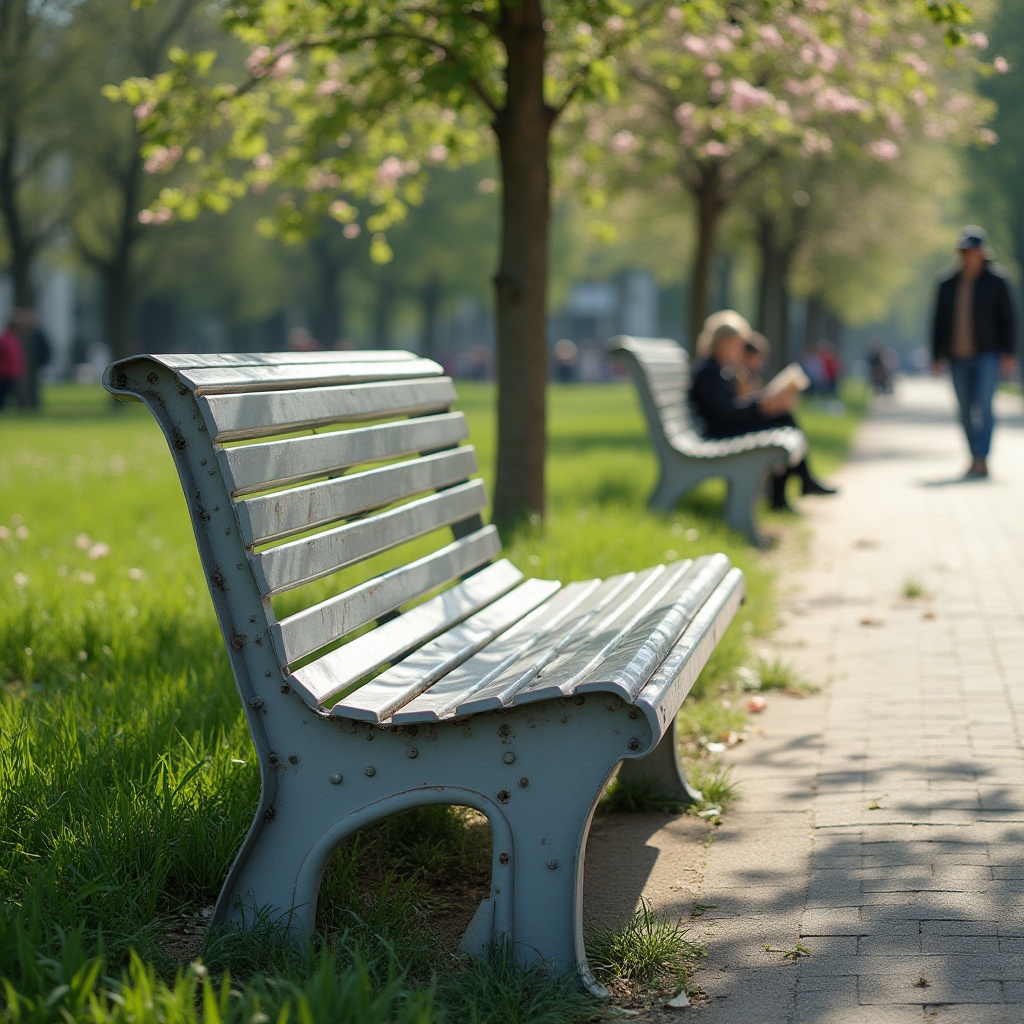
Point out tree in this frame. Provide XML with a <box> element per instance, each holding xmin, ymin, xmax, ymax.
<box><xmin>119</xmin><ymin>0</ymin><xmax>670</xmax><ymax>526</ymax></box>
<box><xmin>0</xmin><ymin>0</ymin><xmax>79</xmax><ymax>307</ymax></box>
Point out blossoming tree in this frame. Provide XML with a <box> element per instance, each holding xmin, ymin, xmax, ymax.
<box><xmin>114</xmin><ymin>0</ymin><xmax>672</xmax><ymax>526</ymax></box>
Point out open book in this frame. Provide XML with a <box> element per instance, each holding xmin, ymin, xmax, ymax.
<box><xmin>762</xmin><ymin>362</ymin><xmax>811</xmax><ymax>400</ymax></box>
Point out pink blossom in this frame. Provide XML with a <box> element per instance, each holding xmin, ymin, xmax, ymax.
<box><xmin>682</xmin><ymin>35</ymin><xmax>711</xmax><ymax>58</ymax></box>
<box><xmin>994</xmin><ymin>56</ymin><xmax>1010</xmax><ymax>74</ymax></box>
<box><xmin>711</xmin><ymin>32</ymin><xmax>735</xmax><ymax>54</ymax></box>
<box><xmin>868</xmin><ymin>139</ymin><xmax>899</xmax><ymax>161</ymax></box>
<box><xmin>270</xmin><ymin>52</ymin><xmax>296</xmax><ymax>78</ymax></box>
<box><xmin>307</xmin><ymin>168</ymin><xmax>340</xmax><ymax>191</ymax></box>
<box><xmin>759</xmin><ymin>24</ymin><xmax>783</xmax><ymax>48</ymax></box>
<box><xmin>143</xmin><ymin>145</ymin><xmax>182</xmax><ymax>174</ymax></box>
<box><xmin>814</xmin><ymin>88</ymin><xmax>869</xmax><ymax>116</ymax></box>
<box><xmin>134</xmin><ymin>100</ymin><xmax>156</xmax><ymax>121</ymax></box>
<box><xmin>317</xmin><ymin>79</ymin><xmax>343</xmax><ymax>96</ymax></box>
<box><xmin>329</xmin><ymin>199</ymin><xmax>354</xmax><ymax>219</ymax></box>
<box><xmin>246</xmin><ymin>45</ymin><xmax>272</xmax><ymax>77</ymax></box>
<box><xmin>703</xmin><ymin>61</ymin><xmax>722</xmax><ymax>78</ymax></box>
<box><xmin>577</xmin><ymin>22</ymin><xmax>592</xmax><ymax>36</ymax></box>
<box><xmin>375</xmin><ymin>155</ymin><xmax>406</xmax><ymax>188</ymax></box>
<box><xmin>253</xmin><ymin>152</ymin><xmax>273</xmax><ymax>170</ymax></box>
<box><xmin>477</xmin><ymin>178</ymin><xmax>497</xmax><ymax>194</ymax></box>
<box><xmin>816</xmin><ymin>44</ymin><xmax>838</xmax><ymax>73</ymax></box>
<box><xmin>945</xmin><ymin>94</ymin><xmax>971</xmax><ymax>114</ymax></box>
<box><xmin>709</xmin><ymin>79</ymin><xmax>725</xmax><ymax>100</ymax></box>
<box><xmin>910</xmin><ymin>88</ymin><xmax>928</xmax><ymax>108</ymax></box>
<box><xmin>800</xmin><ymin>130</ymin><xmax>833</xmax><ymax>156</ymax></box>
<box><xmin>728</xmin><ymin>80</ymin><xmax>775</xmax><ymax>114</ymax></box>
<box><xmin>440</xmin><ymin>108</ymin><xmax>458</xmax><ymax>124</ymax></box>
<box><xmin>342</xmin><ymin>223</ymin><xmax>361</xmax><ymax>239</ymax></box>
<box><xmin>427</xmin><ymin>144</ymin><xmax>449</xmax><ymax>164</ymax></box>
<box><xmin>700</xmin><ymin>140</ymin><xmax>731</xmax><ymax>159</ymax></box>
<box><xmin>674</xmin><ymin>101</ymin><xmax>697</xmax><ymax>126</ymax></box>
<box><xmin>667</xmin><ymin>6</ymin><xmax>684</xmax><ymax>23</ymax></box>
<box><xmin>969</xmin><ymin>32</ymin><xmax>989</xmax><ymax>49</ymax></box>
<box><xmin>904</xmin><ymin>53</ymin><xmax>931</xmax><ymax>76</ymax></box>
<box><xmin>605</xmin><ymin>15</ymin><xmax>625</xmax><ymax>34</ymax></box>
<box><xmin>611</xmin><ymin>130</ymin><xmax>637</xmax><ymax>154</ymax></box>
<box><xmin>979</xmin><ymin>128</ymin><xmax>999</xmax><ymax>145</ymax></box>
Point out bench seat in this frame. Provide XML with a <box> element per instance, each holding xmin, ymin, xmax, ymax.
<box><xmin>103</xmin><ymin>349</ymin><xmax>745</xmax><ymax>994</ymax></box>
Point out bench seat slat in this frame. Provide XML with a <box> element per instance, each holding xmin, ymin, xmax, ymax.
<box><xmin>287</xmin><ymin>558</ymin><xmax>524</xmax><ymax>708</ymax></box>
<box><xmin>395</xmin><ymin>574</ymin><xmax>646</xmax><ymax>722</ymax></box>
<box><xmin>270</xmin><ymin>525</ymin><xmax>502</xmax><ymax>666</ymax></box>
<box><xmin>506</xmin><ymin>561</ymin><xmax>697</xmax><ymax>705</ymax></box>
<box><xmin>253</xmin><ymin>480</ymin><xmax>488</xmax><ymax>595</ymax></box>
<box><xmin>168</xmin><ymin>353</ymin><xmax>442</xmax><ymax>395</ymax></box>
<box><xmin>391</xmin><ymin>567</ymin><xmax>680</xmax><ymax>722</ymax></box>
<box><xmin>222</xmin><ymin>412</ymin><xmax>470</xmax><ymax>496</ymax></box>
<box><xmin>574</xmin><ymin>553</ymin><xmax>732</xmax><ymax>702</ymax></box>
<box><xmin>201</xmin><ymin>378</ymin><xmax>459</xmax><ymax>442</ymax></box>
<box><xmin>634</xmin><ymin>567</ymin><xmax>746</xmax><ymax>728</ymax></box>
<box><xmin>237</xmin><ymin>447</ymin><xmax>479</xmax><ymax>547</ymax></box>
<box><xmin>330</xmin><ymin>577</ymin><xmax>564</xmax><ymax>723</ymax></box>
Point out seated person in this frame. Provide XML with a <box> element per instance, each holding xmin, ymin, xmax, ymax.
<box><xmin>688</xmin><ymin>311</ymin><xmax>836</xmax><ymax>511</ymax></box>
<box><xmin>734</xmin><ymin>330</ymin><xmax>768</xmax><ymax>397</ymax></box>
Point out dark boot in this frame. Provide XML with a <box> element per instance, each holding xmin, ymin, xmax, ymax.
<box><xmin>796</xmin><ymin>459</ymin><xmax>837</xmax><ymax>496</ymax></box>
<box><xmin>770</xmin><ymin>471</ymin><xmax>795</xmax><ymax>512</ymax></box>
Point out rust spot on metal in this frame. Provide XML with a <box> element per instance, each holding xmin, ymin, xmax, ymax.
<box><xmin>210</xmin><ymin>569</ymin><xmax>227</xmax><ymax>591</ymax></box>
<box><xmin>113</xmin><ymin>372</ymin><xmax>128</xmax><ymax>389</ymax></box>
<box><xmin>498</xmin><ymin>724</ymin><xmax>511</xmax><ymax>737</ymax></box>
<box><xmin>280</xmin><ymin>683</ymin><xmax>291</xmax><ymax>695</ymax></box>
<box><xmin>498</xmin><ymin>852</ymin><xmax>509</xmax><ymax>864</ymax></box>
<box><xmin>497</xmin><ymin>790</ymin><xmax>510</xmax><ymax>804</ymax></box>
<box><xmin>264</xmin><ymin>807</ymin><xmax>276</xmax><ymax>822</ymax></box>
<box><xmin>171</xmin><ymin>429</ymin><xmax>186</xmax><ymax>451</ymax></box>
<box><xmin>518</xmin><ymin>777</ymin><xmax>529</xmax><ymax>788</ymax></box>
<box><xmin>230</xmin><ymin>632</ymin><xmax>246</xmax><ymax>650</ymax></box>
<box><xmin>146</xmin><ymin>372</ymin><xmax>159</xmax><ymax>385</ymax></box>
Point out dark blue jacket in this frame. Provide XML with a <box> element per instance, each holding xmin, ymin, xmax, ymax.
<box><xmin>932</xmin><ymin>263</ymin><xmax>1016</xmax><ymax>361</ymax></box>
<box><xmin>689</xmin><ymin>356</ymin><xmax>778</xmax><ymax>439</ymax></box>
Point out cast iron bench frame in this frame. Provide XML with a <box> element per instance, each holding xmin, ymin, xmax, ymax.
<box><xmin>610</xmin><ymin>335</ymin><xmax>807</xmax><ymax>544</ymax></box>
<box><xmin>103</xmin><ymin>349</ymin><xmax>745</xmax><ymax>993</ymax></box>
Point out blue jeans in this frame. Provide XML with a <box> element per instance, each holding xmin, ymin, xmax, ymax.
<box><xmin>949</xmin><ymin>353</ymin><xmax>1000</xmax><ymax>458</ymax></box>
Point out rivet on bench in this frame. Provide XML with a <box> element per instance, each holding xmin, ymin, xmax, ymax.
<box><xmin>268</xmin><ymin>753</ymin><xmax>278</xmax><ymax>765</ymax></box>
<box><xmin>518</xmin><ymin>777</ymin><xmax>529</xmax><ymax>788</ymax></box>
<box><xmin>547</xmin><ymin>859</ymin><xmax>559</xmax><ymax>871</ymax></box>
<box><xmin>407</xmin><ymin>725</ymin><xmax>418</xmax><ymax>737</ymax></box>
<box><xmin>628</xmin><ymin>737</ymin><xmax>640</xmax><ymax>751</ymax></box>
<box><xmin>330</xmin><ymin>773</ymin><xmax>343</xmax><ymax>785</ymax></box>
<box><xmin>497</xmin><ymin>790</ymin><xmax>510</xmax><ymax>804</ymax></box>
<box><xmin>248</xmin><ymin>696</ymin><xmax>264</xmax><ymax>709</ymax></box>
<box><xmin>264</xmin><ymin>807</ymin><xmax>275</xmax><ymax>822</ymax></box>
<box><xmin>365</xmin><ymin>766</ymin><xmax>376</xmax><ymax>777</ymax></box>
<box><xmin>407</xmin><ymin>747</ymin><xmax>418</xmax><ymax>758</ymax></box>
<box><xmin>146</xmin><ymin>372</ymin><xmax>158</xmax><ymax>384</ymax></box>
<box><xmin>628</xmin><ymin>709</ymin><xmax>638</xmax><ymax>719</ymax></box>
<box><xmin>288</xmin><ymin>754</ymin><xmax>299</xmax><ymax>765</ymax></box>
<box><xmin>499</xmin><ymin>852</ymin><xmax>509</xmax><ymax>864</ymax></box>
<box><xmin>502</xmin><ymin>751</ymin><xmax>516</xmax><ymax>764</ymax></box>
<box><xmin>280</xmin><ymin>683</ymin><xmax>291</xmax><ymax>694</ymax></box>
<box><xmin>498</xmin><ymin>724</ymin><xmax>511</xmax><ymax>737</ymax></box>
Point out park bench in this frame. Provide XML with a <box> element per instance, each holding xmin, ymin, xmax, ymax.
<box><xmin>102</xmin><ymin>349</ymin><xmax>745</xmax><ymax>994</ymax></box>
<box><xmin>609</xmin><ymin>335</ymin><xmax>807</xmax><ymax>544</ymax></box>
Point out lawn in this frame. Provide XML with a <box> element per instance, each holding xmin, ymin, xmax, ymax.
<box><xmin>0</xmin><ymin>377</ymin><xmax>865</xmax><ymax>1023</ymax></box>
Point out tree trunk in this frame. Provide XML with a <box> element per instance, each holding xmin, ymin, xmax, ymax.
<box><xmin>309</xmin><ymin>231</ymin><xmax>347</xmax><ymax>348</ymax></box>
<box><xmin>0</xmin><ymin>118</ymin><xmax>35</xmax><ymax>308</ymax></box>
<box><xmin>490</xmin><ymin>0</ymin><xmax>553</xmax><ymax>527</ymax></box>
<box><xmin>756</xmin><ymin>215</ymin><xmax>793</xmax><ymax>373</ymax></box>
<box><xmin>373</xmin><ymin>272</ymin><xmax>396</xmax><ymax>349</ymax></box>
<box><xmin>804</xmin><ymin>292</ymin><xmax>826</xmax><ymax>355</ymax></box>
<box><xmin>687</xmin><ymin>167</ymin><xmax>723</xmax><ymax>352</ymax></box>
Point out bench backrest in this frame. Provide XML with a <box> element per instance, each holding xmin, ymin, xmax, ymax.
<box><xmin>609</xmin><ymin>336</ymin><xmax>699</xmax><ymax>449</ymax></box>
<box><xmin>103</xmin><ymin>351</ymin><xmax>522</xmax><ymax>713</ymax></box>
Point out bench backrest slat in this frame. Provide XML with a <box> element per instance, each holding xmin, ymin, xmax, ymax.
<box><xmin>221</xmin><ymin>412</ymin><xmax>469</xmax><ymax>496</ymax></box>
<box><xmin>168</xmin><ymin>351</ymin><xmax>440</xmax><ymax>393</ymax></box>
<box><xmin>253</xmin><ymin>479</ymin><xmax>489</xmax><ymax>596</ymax></box>
<box><xmin>200</xmin><ymin>378</ymin><xmax>458</xmax><ymax>441</ymax></box>
<box><xmin>237</xmin><ymin>447</ymin><xmax>479</xmax><ymax>547</ymax></box>
<box><xmin>271</xmin><ymin>524</ymin><xmax>502</xmax><ymax>666</ymax></box>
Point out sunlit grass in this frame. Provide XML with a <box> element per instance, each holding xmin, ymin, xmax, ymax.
<box><xmin>0</xmin><ymin>376</ymin><xmax>864</xmax><ymax>1020</ymax></box>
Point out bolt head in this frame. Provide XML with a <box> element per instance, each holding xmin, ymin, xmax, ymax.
<box><xmin>407</xmin><ymin>746</ymin><xmax>418</xmax><ymax>758</ymax></box>
<box><xmin>365</xmin><ymin>766</ymin><xmax>376</xmax><ymax>777</ymax></box>
<box><xmin>502</xmin><ymin>751</ymin><xmax>516</xmax><ymax>764</ymax></box>
<box><xmin>330</xmin><ymin>773</ymin><xmax>343</xmax><ymax>785</ymax></box>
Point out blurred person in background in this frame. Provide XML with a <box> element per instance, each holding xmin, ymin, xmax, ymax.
<box><xmin>0</xmin><ymin>312</ymin><xmax>26</xmax><ymax>410</ymax></box>
<box><xmin>931</xmin><ymin>226</ymin><xmax>1017</xmax><ymax>480</ymax></box>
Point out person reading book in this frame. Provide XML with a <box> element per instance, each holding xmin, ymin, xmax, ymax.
<box><xmin>688</xmin><ymin>311</ymin><xmax>836</xmax><ymax>511</ymax></box>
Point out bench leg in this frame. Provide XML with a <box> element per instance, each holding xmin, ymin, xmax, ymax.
<box><xmin>723</xmin><ymin>466</ymin><xmax>769</xmax><ymax>544</ymax></box>
<box><xmin>615</xmin><ymin>716</ymin><xmax>702</xmax><ymax>806</ymax></box>
<box><xmin>648</xmin><ymin>468</ymin><xmax>687</xmax><ymax>512</ymax></box>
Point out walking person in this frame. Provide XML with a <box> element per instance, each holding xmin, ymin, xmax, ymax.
<box><xmin>0</xmin><ymin>312</ymin><xmax>26</xmax><ymax>410</ymax></box>
<box><xmin>931</xmin><ymin>226</ymin><xmax>1017</xmax><ymax>479</ymax></box>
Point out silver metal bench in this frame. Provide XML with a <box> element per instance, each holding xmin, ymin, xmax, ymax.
<box><xmin>103</xmin><ymin>349</ymin><xmax>745</xmax><ymax>994</ymax></box>
<box><xmin>610</xmin><ymin>335</ymin><xmax>807</xmax><ymax>544</ymax></box>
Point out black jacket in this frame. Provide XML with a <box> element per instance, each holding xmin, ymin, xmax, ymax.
<box><xmin>689</xmin><ymin>356</ymin><xmax>779</xmax><ymax>439</ymax></box>
<box><xmin>932</xmin><ymin>263</ymin><xmax>1016</xmax><ymax>361</ymax></box>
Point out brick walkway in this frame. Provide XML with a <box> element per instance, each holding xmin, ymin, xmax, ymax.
<box><xmin>687</xmin><ymin>375</ymin><xmax>1024</xmax><ymax>1023</ymax></box>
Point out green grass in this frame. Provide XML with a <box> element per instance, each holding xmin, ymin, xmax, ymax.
<box><xmin>0</xmin><ymin>377</ymin><xmax>865</xmax><ymax>1021</ymax></box>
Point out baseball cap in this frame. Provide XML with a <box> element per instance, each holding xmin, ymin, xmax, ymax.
<box><xmin>955</xmin><ymin>225</ymin><xmax>988</xmax><ymax>251</ymax></box>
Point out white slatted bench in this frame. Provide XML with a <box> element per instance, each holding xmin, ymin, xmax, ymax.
<box><xmin>610</xmin><ymin>335</ymin><xmax>807</xmax><ymax>544</ymax></box>
<box><xmin>102</xmin><ymin>349</ymin><xmax>745</xmax><ymax>994</ymax></box>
